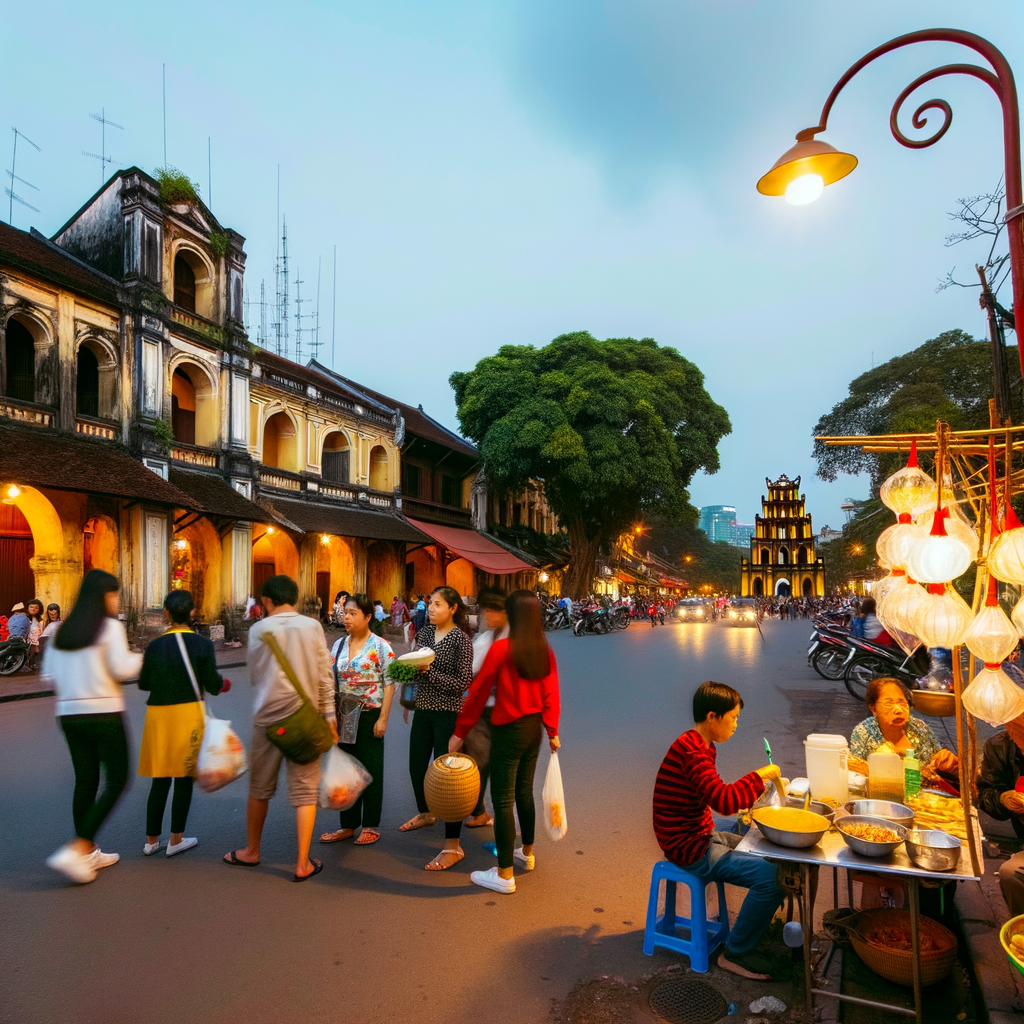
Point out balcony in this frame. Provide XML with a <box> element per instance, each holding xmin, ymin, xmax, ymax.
<box><xmin>1</xmin><ymin>398</ymin><xmax>52</xmax><ymax>427</ymax></box>
<box><xmin>170</xmin><ymin>441</ymin><xmax>218</xmax><ymax>468</ymax></box>
<box><xmin>402</xmin><ymin>496</ymin><xmax>471</xmax><ymax>526</ymax></box>
<box><xmin>76</xmin><ymin>415</ymin><xmax>118</xmax><ymax>440</ymax></box>
<box><xmin>258</xmin><ymin>466</ymin><xmax>303</xmax><ymax>492</ymax></box>
<box><xmin>170</xmin><ymin>305</ymin><xmax>225</xmax><ymax>345</ymax></box>
<box><xmin>260</xmin><ymin>468</ymin><xmax>398</xmax><ymax>509</ymax></box>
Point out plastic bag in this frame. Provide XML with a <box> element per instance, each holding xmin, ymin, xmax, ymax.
<box><xmin>542</xmin><ymin>751</ymin><xmax>568</xmax><ymax>841</ymax></box>
<box><xmin>195</xmin><ymin>714</ymin><xmax>248</xmax><ymax>792</ymax></box>
<box><xmin>318</xmin><ymin>745</ymin><xmax>372</xmax><ymax>811</ymax></box>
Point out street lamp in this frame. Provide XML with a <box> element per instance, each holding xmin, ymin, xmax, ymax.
<box><xmin>757</xmin><ymin>28</ymin><xmax>1024</xmax><ymax>383</ymax></box>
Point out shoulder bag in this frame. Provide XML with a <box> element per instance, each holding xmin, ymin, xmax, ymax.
<box><xmin>263</xmin><ymin>630</ymin><xmax>335</xmax><ymax>765</ymax></box>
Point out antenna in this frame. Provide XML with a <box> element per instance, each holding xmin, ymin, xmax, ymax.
<box><xmin>294</xmin><ymin>269</ymin><xmax>307</xmax><ymax>363</ymax></box>
<box><xmin>281</xmin><ymin>218</ymin><xmax>290</xmax><ymax>358</ymax></box>
<box><xmin>7</xmin><ymin>128</ymin><xmax>41</xmax><ymax>224</ymax></box>
<box><xmin>331</xmin><ymin>243</ymin><xmax>337</xmax><ymax>367</ymax></box>
<box><xmin>311</xmin><ymin>254</ymin><xmax>322</xmax><ymax>360</ymax></box>
<box><xmin>260</xmin><ymin>280</ymin><xmax>268</xmax><ymax>349</ymax></box>
<box><xmin>83</xmin><ymin>108</ymin><xmax>123</xmax><ymax>183</ymax></box>
<box><xmin>207</xmin><ymin>136</ymin><xmax>212</xmax><ymax>207</ymax></box>
<box><xmin>162</xmin><ymin>64</ymin><xmax>167</xmax><ymax>167</ymax></box>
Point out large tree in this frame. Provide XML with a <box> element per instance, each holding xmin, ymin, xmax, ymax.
<box><xmin>450</xmin><ymin>331</ymin><xmax>731</xmax><ymax>598</ymax></box>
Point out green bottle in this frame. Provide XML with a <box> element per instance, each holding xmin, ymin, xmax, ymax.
<box><xmin>904</xmin><ymin>748</ymin><xmax>921</xmax><ymax>800</ymax></box>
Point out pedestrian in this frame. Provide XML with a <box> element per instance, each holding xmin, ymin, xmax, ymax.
<box><xmin>413</xmin><ymin>594</ymin><xmax>427</xmax><ymax>631</ymax></box>
<box><xmin>25</xmin><ymin>599</ymin><xmax>44</xmax><ymax>669</ymax></box>
<box><xmin>320</xmin><ymin>593</ymin><xmax>396</xmax><ymax>846</ymax></box>
<box><xmin>42</xmin><ymin>570</ymin><xmax>143</xmax><ymax>884</ymax></box>
<box><xmin>398</xmin><ymin>585</ymin><xmax>474</xmax><ymax>871</ymax></box>
<box><xmin>223</xmin><ymin>575</ymin><xmax>337</xmax><ymax>881</ymax></box>
<box><xmin>390</xmin><ymin>594</ymin><xmax>408</xmax><ymax>628</ymax></box>
<box><xmin>977</xmin><ymin>722</ymin><xmax>1024</xmax><ymax>914</ymax></box>
<box><xmin>332</xmin><ymin>590</ymin><xmax>350</xmax><ymax>627</ymax></box>
<box><xmin>657</xmin><ymin>602</ymin><xmax>665</xmax><ymax>626</ymax></box>
<box><xmin>41</xmin><ymin>603</ymin><xmax>62</xmax><ymax>639</ymax></box>
<box><xmin>6</xmin><ymin>602</ymin><xmax>30</xmax><ymax>642</ymax></box>
<box><xmin>462</xmin><ymin>587</ymin><xmax>509</xmax><ymax>829</ymax></box>
<box><xmin>450</xmin><ymin>590</ymin><xmax>561</xmax><ymax>895</ymax></box>
<box><xmin>137</xmin><ymin>590</ymin><xmax>230</xmax><ymax>857</ymax></box>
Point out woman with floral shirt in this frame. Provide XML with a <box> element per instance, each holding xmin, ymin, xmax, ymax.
<box><xmin>319</xmin><ymin>594</ymin><xmax>396</xmax><ymax>845</ymax></box>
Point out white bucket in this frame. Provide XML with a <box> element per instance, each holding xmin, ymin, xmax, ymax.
<box><xmin>803</xmin><ymin>733</ymin><xmax>849</xmax><ymax>804</ymax></box>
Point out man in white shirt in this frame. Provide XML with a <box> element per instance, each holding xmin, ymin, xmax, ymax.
<box><xmin>463</xmin><ymin>588</ymin><xmax>509</xmax><ymax>828</ymax></box>
<box><xmin>224</xmin><ymin>575</ymin><xmax>336</xmax><ymax>881</ymax></box>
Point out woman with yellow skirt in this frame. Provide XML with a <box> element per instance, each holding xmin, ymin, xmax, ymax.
<box><xmin>137</xmin><ymin>591</ymin><xmax>229</xmax><ymax>857</ymax></box>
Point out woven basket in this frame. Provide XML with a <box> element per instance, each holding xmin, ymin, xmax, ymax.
<box><xmin>999</xmin><ymin>914</ymin><xmax>1024</xmax><ymax>980</ymax></box>
<box><xmin>846</xmin><ymin>908</ymin><xmax>957</xmax><ymax>987</ymax></box>
<box><xmin>424</xmin><ymin>754</ymin><xmax>480</xmax><ymax>822</ymax></box>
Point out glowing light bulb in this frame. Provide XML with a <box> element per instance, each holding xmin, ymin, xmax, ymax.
<box><xmin>784</xmin><ymin>173</ymin><xmax>824</xmax><ymax>206</ymax></box>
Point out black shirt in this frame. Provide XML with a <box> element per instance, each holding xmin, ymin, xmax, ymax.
<box><xmin>977</xmin><ymin>729</ymin><xmax>1024</xmax><ymax>842</ymax></box>
<box><xmin>137</xmin><ymin>630</ymin><xmax>225</xmax><ymax>706</ymax></box>
<box><xmin>413</xmin><ymin>624</ymin><xmax>474</xmax><ymax>713</ymax></box>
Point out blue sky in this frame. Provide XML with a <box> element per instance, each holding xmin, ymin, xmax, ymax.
<box><xmin>3</xmin><ymin>1</ymin><xmax>1022</xmax><ymax>529</ymax></box>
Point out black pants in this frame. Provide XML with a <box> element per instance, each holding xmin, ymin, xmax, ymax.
<box><xmin>59</xmin><ymin>713</ymin><xmax>130</xmax><ymax>843</ymax></box>
<box><xmin>463</xmin><ymin>706</ymin><xmax>493</xmax><ymax>817</ymax></box>
<box><xmin>409</xmin><ymin>709</ymin><xmax>463</xmax><ymax>840</ymax></box>
<box><xmin>147</xmin><ymin>776</ymin><xmax>195</xmax><ymax>836</ymax></box>
<box><xmin>338</xmin><ymin>708</ymin><xmax>384</xmax><ymax>830</ymax></box>
<box><xmin>490</xmin><ymin>713</ymin><xmax>542</xmax><ymax>869</ymax></box>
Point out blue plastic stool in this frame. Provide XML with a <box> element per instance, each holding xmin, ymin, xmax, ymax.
<box><xmin>643</xmin><ymin>861</ymin><xmax>730</xmax><ymax>971</ymax></box>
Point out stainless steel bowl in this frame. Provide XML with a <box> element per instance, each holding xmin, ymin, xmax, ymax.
<box><xmin>752</xmin><ymin>809</ymin><xmax>829</xmax><ymax>849</ymax></box>
<box><xmin>784</xmin><ymin>796</ymin><xmax>836</xmax><ymax>825</ymax></box>
<box><xmin>844</xmin><ymin>799</ymin><xmax>915</xmax><ymax>828</ymax></box>
<box><xmin>837</xmin><ymin>814</ymin><xmax>908</xmax><ymax>858</ymax></box>
<box><xmin>905</xmin><ymin>829</ymin><xmax>962</xmax><ymax>872</ymax></box>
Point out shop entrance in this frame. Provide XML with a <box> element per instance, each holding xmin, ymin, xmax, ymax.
<box><xmin>0</xmin><ymin>503</ymin><xmax>34</xmax><ymax>614</ymax></box>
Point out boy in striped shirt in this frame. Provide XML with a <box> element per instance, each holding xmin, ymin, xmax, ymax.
<box><xmin>653</xmin><ymin>681</ymin><xmax>788</xmax><ymax>981</ymax></box>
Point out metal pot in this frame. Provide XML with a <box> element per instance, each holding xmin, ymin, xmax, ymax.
<box><xmin>843</xmin><ymin>799</ymin><xmax>915</xmax><ymax>828</ymax></box>
<box><xmin>836</xmin><ymin>814</ymin><xmax>908</xmax><ymax>858</ymax></box>
<box><xmin>905</xmin><ymin>829</ymin><xmax>962</xmax><ymax>872</ymax></box>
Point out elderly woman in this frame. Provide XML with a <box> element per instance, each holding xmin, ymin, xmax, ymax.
<box><xmin>848</xmin><ymin>677</ymin><xmax>948</xmax><ymax>775</ymax></box>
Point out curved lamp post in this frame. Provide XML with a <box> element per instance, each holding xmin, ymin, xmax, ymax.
<box><xmin>757</xmin><ymin>28</ymin><xmax>1024</xmax><ymax>382</ymax></box>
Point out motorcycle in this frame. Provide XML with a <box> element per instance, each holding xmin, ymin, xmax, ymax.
<box><xmin>572</xmin><ymin>603</ymin><xmax>612</xmax><ymax>636</ymax></box>
<box><xmin>807</xmin><ymin>620</ymin><xmax>855</xmax><ymax>681</ymax></box>
<box><xmin>543</xmin><ymin>602</ymin><xmax>572</xmax><ymax>631</ymax></box>
<box><xmin>0</xmin><ymin>636</ymin><xmax>29</xmax><ymax>675</ymax></box>
<box><xmin>843</xmin><ymin>635</ymin><xmax>929</xmax><ymax>701</ymax></box>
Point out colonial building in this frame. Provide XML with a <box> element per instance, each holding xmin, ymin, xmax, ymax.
<box><xmin>740</xmin><ymin>474</ymin><xmax>825</xmax><ymax>598</ymax></box>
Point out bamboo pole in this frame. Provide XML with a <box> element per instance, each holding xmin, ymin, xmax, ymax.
<box><xmin>952</xmin><ymin>645</ymin><xmax>983</xmax><ymax>879</ymax></box>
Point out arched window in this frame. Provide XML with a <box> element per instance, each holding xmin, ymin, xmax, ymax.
<box><xmin>369</xmin><ymin>445</ymin><xmax>388</xmax><ymax>491</ymax></box>
<box><xmin>5</xmin><ymin>317</ymin><xmax>35</xmax><ymax>402</ymax></box>
<box><xmin>779</xmin><ymin>547</ymin><xmax>789</xmax><ymax>565</ymax></box>
<box><xmin>802</xmin><ymin>577</ymin><xmax>814</xmax><ymax>596</ymax></box>
<box><xmin>753</xmin><ymin>577</ymin><xmax>763</xmax><ymax>597</ymax></box>
<box><xmin>171</xmin><ymin>367</ymin><xmax>197</xmax><ymax>444</ymax></box>
<box><xmin>760</xmin><ymin>547</ymin><xmax>771</xmax><ymax>565</ymax></box>
<box><xmin>76</xmin><ymin>346</ymin><xmax>100</xmax><ymax>418</ymax></box>
<box><xmin>174</xmin><ymin>255</ymin><xmax>197</xmax><ymax>311</ymax></box>
<box><xmin>797</xmin><ymin>545</ymin><xmax>808</xmax><ymax>565</ymax></box>
<box><xmin>322</xmin><ymin>431</ymin><xmax>350</xmax><ymax>483</ymax></box>
<box><xmin>263</xmin><ymin>411</ymin><xmax>298</xmax><ymax>471</ymax></box>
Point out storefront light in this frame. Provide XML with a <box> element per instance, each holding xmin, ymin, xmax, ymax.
<box><xmin>3</xmin><ymin>484</ymin><xmax>21</xmax><ymax>505</ymax></box>
<box><xmin>320</xmin><ymin>533</ymin><xmax>331</xmax><ymax>545</ymax></box>
<box><xmin>174</xmin><ymin>538</ymin><xmax>188</xmax><ymax>550</ymax></box>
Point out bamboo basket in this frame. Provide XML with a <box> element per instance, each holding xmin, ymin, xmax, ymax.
<box><xmin>424</xmin><ymin>754</ymin><xmax>480</xmax><ymax>822</ymax></box>
<box><xmin>999</xmin><ymin>914</ymin><xmax>1024</xmax><ymax>980</ymax></box>
<box><xmin>845</xmin><ymin>908</ymin><xmax>957</xmax><ymax>987</ymax></box>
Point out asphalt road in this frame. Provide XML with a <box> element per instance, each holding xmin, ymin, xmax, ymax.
<box><xmin>0</xmin><ymin>618</ymin><xmax>924</xmax><ymax>1024</ymax></box>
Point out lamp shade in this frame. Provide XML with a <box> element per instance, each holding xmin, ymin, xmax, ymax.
<box><xmin>961</xmin><ymin>665</ymin><xmax>1024</xmax><ymax>726</ymax></box>
<box><xmin>964</xmin><ymin>579</ymin><xmax>1019</xmax><ymax>664</ymax></box>
<box><xmin>878</xmin><ymin>575</ymin><xmax>929</xmax><ymax>636</ymax></box>
<box><xmin>944</xmin><ymin>515</ymin><xmax>980</xmax><ymax>562</ymax></box>
<box><xmin>1012</xmin><ymin>596</ymin><xmax>1024</xmax><ymax>637</ymax></box>
<box><xmin>879</xmin><ymin>443</ymin><xmax>937</xmax><ymax>516</ymax></box>
<box><xmin>756</xmin><ymin>138</ymin><xmax>858</xmax><ymax>196</ymax></box>
<box><xmin>871</xmin><ymin>571</ymin><xmax>905</xmax><ymax>609</ymax></box>
<box><xmin>914</xmin><ymin>584</ymin><xmax>974</xmax><ymax>650</ymax></box>
<box><xmin>876</xmin><ymin>516</ymin><xmax>926</xmax><ymax>570</ymax></box>
<box><xmin>987</xmin><ymin>507</ymin><xmax>1024</xmax><ymax>585</ymax></box>
<box><xmin>906</xmin><ymin>509</ymin><xmax>973</xmax><ymax>584</ymax></box>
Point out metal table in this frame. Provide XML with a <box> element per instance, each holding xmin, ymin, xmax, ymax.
<box><xmin>735</xmin><ymin>824</ymin><xmax>980</xmax><ymax>1023</ymax></box>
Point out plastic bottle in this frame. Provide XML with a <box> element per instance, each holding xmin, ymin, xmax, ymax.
<box><xmin>904</xmin><ymin>748</ymin><xmax>921</xmax><ymax>800</ymax></box>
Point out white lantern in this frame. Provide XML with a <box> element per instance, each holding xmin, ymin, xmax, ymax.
<box><xmin>964</xmin><ymin>578</ymin><xmax>1019</xmax><ymax>664</ymax></box>
<box><xmin>879</xmin><ymin>442</ymin><xmax>937</xmax><ymax>516</ymax></box>
<box><xmin>872</xmin><ymin>572</ymin><xmax>904</xmax><ymax>609</ymax></box>
<box><xmin>1012</xmin><ymin>596</ymin><xmax>1024</xmax><ymax>637</ymax></box>
<box><xmin>987</xmin><ymin>506</ymin><xmax>1024</xmax><ymax>585</ymax></box>
<box><xmin>962</xmin><ymin>665</ymin><xmax>1024</xmax><ymax>726</ymax></box>
<box><xmin>878</xmin><ymin>574</ymin><xmax>929</xmax><ymax>636</ymax></box>
<box><xmin>914</xmin><ymin>583</ymin><xmax>973</xmax><ymax>649</ymax></box>
<box><xmin>876</xmin><ymin>515</ymin><xmax>926</xmax><ymax>570</ymax></box>
<box><xmin>906</xmin><ymin>509</ymin><xmax>973</xmax><ymax>584</ymax></box>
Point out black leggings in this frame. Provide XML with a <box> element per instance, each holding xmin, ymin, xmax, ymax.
<box><xmin>409</xmin><ymin>709</ymin><xmax>463</xmax><ymax>840</ymax></box>
<box><xmin>59</xmin><ymin>713</ymin><xmax>130</xmax><ymax>843</ymax></box>
<box><xmin>147</xmin><ymin>777</ymin><xmax>195</xmax><ymax>836</ymax></box>
<box><xmin>338</xmin><ymin>708</ymin><xmax>384</xmax><ymax>830</ymax></box>
<box><xmin>490</xmin><ymin>713</ymin><xmax>542</xmax><ymax>869</ymax></box>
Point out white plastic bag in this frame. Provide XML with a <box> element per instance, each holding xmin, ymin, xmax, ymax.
<box><xmin>195</xmin><ymin>714</ymin><xmax>248</xmax><ymax>793</ymax></box>
<box><xmin>318</xmin><ymin>745</ymin><xmax>372</xmax><ymax>811</ymax></box>
<box><xmin>542</xmin><ymin>751</ymin><xmax>568</xmax><ymax>841</ymax></box>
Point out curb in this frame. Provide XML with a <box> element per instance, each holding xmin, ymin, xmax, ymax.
<box><xmin>955</xmin><ymin>876</ymin><xmax>1022</xmax><ymax>1019</ymax></box>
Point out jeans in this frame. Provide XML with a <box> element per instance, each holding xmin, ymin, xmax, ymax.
<box><xmin>409</xmin><ymin>709</ymin><xmax>463</xmax><ymax>840</ymax></box>
<box><xmin>462</xmin><ymin>706</ymin><xmax>493</xmax><ymax>817</ymax></box>
<box><xmin>490</xmin><ymin>713</ymin><xmax>542</xmax><ymax>869</ymax></box>
<box><xmin>59</xmin><ymin>713</ymin><xmax>131</xmax><ymax>843</ymax></box>
<box><xmin>338</xmin><ymin>708</ymin><xmax>384</xmax><ymax>830</ymax></box>
<box><xmin>147</xmin><ymin>777</ymin><xmax>194</xmax><ymax>835</ymax></box>
<box><xmin>683</xmin><ymin>830</ymin><xmax>785</xmax><ymax>955</ymax></box>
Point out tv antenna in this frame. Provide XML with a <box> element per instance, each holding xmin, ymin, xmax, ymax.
<box><xmin>6</xmin><ymin>128</ymin><xmax>41</xmax><ymax>224</ymax></box>
<box><xmin>83</xmin><ymin>109</ymin><xmax>123</xmax><ymax>183</ymax></box>
<box><xmin>294</xmin><ymin>269</ymin><xmax>308</xmax><ymax>363</ymax></box>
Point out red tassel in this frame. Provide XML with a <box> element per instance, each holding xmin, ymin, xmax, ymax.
<box><xmin>908</xmin><ymin>440</ymin><xmax>918</xmax><ymax>468</ymax></box>
<box><xmin>929</xmin><ymin>507</ymin><xmax>950</xmax><ymax>537</ymax></box>
<box><xmin>898</xmin><ymin>512</ymin><xmax>912</xmax><ymax>524</ymax></box>
<box><xmin>892</xmin><ymin>568</ymin><xmax>906</xmax><ymax>577</ymax></box>
<box><xmin>986</xmin><ymin>575</ymin><xmax>999</xmax><ymax>607</ymax></box>
<box><xmin>927</xmin><ymin>583</ymin><xmax>945</xmax><ymax>595</ymax></box>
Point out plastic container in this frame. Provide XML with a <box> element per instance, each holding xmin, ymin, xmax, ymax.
<box><xmin>867</xmin><ymin>750</ymin><xmax>905</xmax><ymax>803</ymax></box>
<box><xmin>804</xmin><ymin>733</ymin><xmax>850</xmax><ymax>805</ymax></box>
<box><xmin>904</xmin><ymin>748</ymin><xmax>921</xmax><ymax>800</ymax></box>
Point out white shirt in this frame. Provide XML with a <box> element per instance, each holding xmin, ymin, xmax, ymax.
<box><xmin>472</xmin><ymin>625</ymin><xmax>509</xmax><ymax>707</ymax></box>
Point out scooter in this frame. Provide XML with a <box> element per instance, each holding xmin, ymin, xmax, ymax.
<box><xmin>843</xmin><ymin>635</ymin><xmax>929</xmax><ymax>701</ymax></box>
<box><xmin>0</xmin><ymin>636</ymin><xmax>29</xmax><ymax>675</ymax></box>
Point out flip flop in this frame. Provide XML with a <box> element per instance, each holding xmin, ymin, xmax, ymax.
<box><xmin>355</xmin><ymin>829</ymin><xmax>381</xmax><ymax>845</ymax></box>
<box><xmin>464</xmin><ymin>814</ymin><xmax>494</xmax><ymax>828</ymax></box>
<box><xmin>319</xmin><ymin>829</ymin><xmax>355</xmax><ymax>844</ymax></box>
<box><xmin>293</xmin><ymin>858</ymin><xmax>323</xmax><ymax>882</ymax></box>
<box><xmin>223</xmin><ymin>850</ymin><xmax>260</xmax><ymax>867</ymax></box>
<box><xmin>424</xmin><ymin>848</ymin><xmax>465</xmax><ymax>871</ymax></box>
<box><xmin>399</xmin><ymin>815</ymin><xmax>436</xmax><ymax>832</ymax></box>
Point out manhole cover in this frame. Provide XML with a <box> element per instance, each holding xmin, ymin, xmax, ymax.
<box><xmin>645</xmin><ymin>978</ymin><xmax>728</xmax><ymax>1024</ymax></box>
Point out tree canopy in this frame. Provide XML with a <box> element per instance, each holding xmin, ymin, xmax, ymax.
<box><xmin>643</xmin><ymin>516</ymin><xmax>744</xmax><ymax>594</ymax></box>
<box><xmin>450</xmin><ymin>331</ymin><xmax>731</xmax><ymax>597</ymax></box>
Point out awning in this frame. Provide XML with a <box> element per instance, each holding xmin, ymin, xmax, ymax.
<box><xmin>405</xmin><ymin>518</ymin><xmax>533</xmax><ymax>575</ymax></box>
<box><xmin>268</xmin><ymin>498</ymin><xmax>430</xmax><ymax>543</ymax></box>
<box><xmin>169</xmin><ymin>469</ymin><xmax>271</xmax><ymax>523</ymax></box>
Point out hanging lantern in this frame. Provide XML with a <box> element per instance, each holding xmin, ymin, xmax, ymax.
<box><xmin>964</xmin><ymin>577</ymin><xmax>1019</xmax><ymax>664</ymax></box>
<box><xmin>887</xmin><ymin>621</ymin><xmax>923</xmax><ymax>657</ymax></box>
<box><xmin>913</xmin><ymin>583</ymin><xmax>973</xmax><ymax>649</ymax></box>
<box><xmin>988</xmin><ymin>506</ymin><xmax>1024</xmax><ymax>585</ymax></box>
<box><xmin>906</xmin><ymin>508</ymin><xmax>973</xmax><ymax>584</ymax></box>
<box><xmin>872</xmin><ymin>572</ymin><xmax>904</xmax><ymax>609</ymax></box>
<box><xmin>879</xmin><ymin>441</ymin><xmax>937</xmax><ymax>516</ymax></box>
<box><xmin>878</xmin><ymin>574</ymin><xmax>929</xmax><ymax>636</ymax></box>
<box><xmin>1012</xmin><ymin>596</ymin><xmax>1024</xmax><ymax>637</ymax></box>
<box><xmin>962</xmin><ymin>665</ymin><xmax>1024</xmax><ymax>726</ymax></box>
<box><xmin>943</xmin><ymin>514</ymin><xmax>980</xmax><ymax>562</ymax></box>
<box><xmin>876</xmin><ymin>514</ymin><xmax>927</xmax><ymax>569</ymax></box>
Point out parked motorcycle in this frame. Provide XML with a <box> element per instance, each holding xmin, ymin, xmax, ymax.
<box><xmin>572</xmin><ymin>603</ymin><xmax>612</xmax><ymax>636</ymax></box>
<box><xmin>0</xmin><ymin>636</ymin><xmax>29</xmax><ymax>675</ymax></box>
<box><xmin>807</xmin><ymin>620</ymin><xmax>855</xmax><ymax>681</ymax></box>
<box><xmin>843</xmin><ymin>636</ymin><xmax>929</xmax><ymax>701</ymax></box>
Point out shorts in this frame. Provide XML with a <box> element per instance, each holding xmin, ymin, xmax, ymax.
<box><xmin>248</xmin><ymin>724</ymin><xmax>321</xmax><ymax>806</ymax></box>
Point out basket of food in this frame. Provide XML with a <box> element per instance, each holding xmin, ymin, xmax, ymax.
<box><xmin>836</xmin><ymin>815</ymin><xmax>908</xmax><ymax>858</ymax></box>
<box><xmin>389</xmin><ymin>651</ymin><xmax>433</xmax><ymax>710</ymax></box>
<box><xmin>906</xmin><ymin>791</ymin><xmax>969</xmax><ymax>841</ymax></box>
<box><xmin>751</xmin><ymin>806</ymin><xmax>830</xmax><ymax>848</ymax></box>
<box><xmin>999</xmin><ymin>914</ymin><xmax>1024</xmax><ymax>980</ymax></box>
<box><xmin>424</xmin><ymin>753</ymin><xmax>480</xmax><ymax>822</ymax></box>
<box><xmin>843</xmin><ymin>908</ymin><xmax>957</xmax><ymax>987</ymax></box>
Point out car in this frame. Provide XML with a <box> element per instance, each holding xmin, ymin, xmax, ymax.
<box><xmin>676</xmin><ymin>599</ymin><xmax>708</xmax><ymax>622</ymax></box>
<box><xmin>724</xmin><ymin>598</ymin><xmax>758</xmax><ymax>627</ymax></box>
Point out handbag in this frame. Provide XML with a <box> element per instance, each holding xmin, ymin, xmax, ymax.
<box><xmin>263</xmin><ymin>630</ymin><xmax>335</xmax><ymax>765</ymax></box>
<box><xmin>331</xmin><ymin>635</ymin><xmax>364</xmax><ymax>744</ymax></box>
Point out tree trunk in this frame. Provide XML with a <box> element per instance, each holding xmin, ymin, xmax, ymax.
<box><xmin>562</xmin><ymin>517</ymin><xmax>602</xmax><ymax>600</ymax></box>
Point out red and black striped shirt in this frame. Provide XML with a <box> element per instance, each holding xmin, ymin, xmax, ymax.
<box><xmin>652</xmin><ymin>729</ymin><xmax>765</xmax><ymax>867</ymax></box>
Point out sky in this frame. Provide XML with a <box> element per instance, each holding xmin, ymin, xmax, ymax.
<box><xmin>3</xmin><ymin>1</ymin><xmax>1022</xmax><ymax>530</ymax></box>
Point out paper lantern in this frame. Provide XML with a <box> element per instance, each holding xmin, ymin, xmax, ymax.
<box><xmin>871</xmin><ymin>572</ymin><xmax>904</xmax><ymax>609</ymax></box>
<box><xmin>1012</xmin><ymin>596</ymin><xmax>1024</xmax><ymax>637</ymax></box>
<box><xmin>906</xmin><ymin>509</ymin><xmax>973</xmax><ymax>584</ymax></box>
<box><xmin>988</xmin><ymin>506</ymin><xmax>1024</xmax><ymax>585</ymax></box>
<box><xmin>878</xmin><ymin>574</ymin><xmax>929</xmax><ymax>636</ymax></box>
<box><xmin>914</xmin><ymin>583</ymin><xmax>973</xmax><ymax>649</ymax></box>
<box><xmin>879</xmin><ymin>442</ymin><xmax>937</xmax><ymax>516</ymax></box>
<box><xmin>876</xmin><ymin>515</ymin><xmax>926</xmax><ymax>570</ymax></box>
<box><xmin>962</xmin><ymin>665</ymin><xmax>1024</xmax><ymax>726</ymax></box>
<box><xmin>964</xmin><ymin>578</ymin><xmax>1019</xmax><ymax>664</ymax></box>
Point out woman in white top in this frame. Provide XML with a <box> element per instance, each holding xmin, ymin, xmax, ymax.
<box><xmin>41</xmin><ymin>571</ymin><xmax>143</xmax><ymax>884</ymax></box>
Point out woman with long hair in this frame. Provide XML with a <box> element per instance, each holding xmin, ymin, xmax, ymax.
<box><xmin>26</xmin><ymin>598</ymin><xmax>44</xmax><ymax>669</ymax></box>
<box><xmin>41</xmin><ymin>570</ymin><xmax>143</xmax><ymax>884</ymax></box>
<box><xmin>451</xmin><ymin>590</ymin><xmax>561</xmax><ymax>894</ymax></box>
<box><xmin>399</xmin><ymin>585</ymin><xmax>474</xmax><ymax>871</ymax></box>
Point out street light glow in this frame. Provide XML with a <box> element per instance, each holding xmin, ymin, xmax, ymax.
<box><xmin>785</xmin><ymin>173</ymin><xmax>824</xmax><ymax>205</ymax></box>
<box><xmin>756</xmin><ymin>137</ymin><xmax>857</xmax><ymax>197</ymax></box>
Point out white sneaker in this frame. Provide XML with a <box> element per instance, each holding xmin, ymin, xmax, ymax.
<box><xmin>88</xmin><ymin>848</ymin><xmax>120</xmax><ymax>869</ymax></box>
<box><xmin>143</xmin><ymin>841</ymin><xmax>161</xmax><ymax>856</ymax></box>
<box><xmin>470</xmin><ymin>867</ymin><xmax>516</xmax><ymax>894</ymax></box>
<box><xmin>513</xmin><ymin>848</ymin><xmax>535</xmax><ymax>872</ymax></box>
<box><xmin>46</xmin><ymin>845</ymin><xmax>97</xmax><ymax>884</ymax></box>
<box><xmin>167</xmin><ymin>837</ymin><xmax>198</xmax><ymax>857</ymax></box>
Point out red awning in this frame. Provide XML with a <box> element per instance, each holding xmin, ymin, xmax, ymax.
<box><xmin>405</xmin><ymin>518</ymin><xmax>533</xmax><ymax>575</ymax></box>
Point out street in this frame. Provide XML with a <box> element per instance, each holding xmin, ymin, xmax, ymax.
<box><xmin>0</xmin><ymin>620</ymin><xmax>933</xmax><ymax>1023</ymax></box>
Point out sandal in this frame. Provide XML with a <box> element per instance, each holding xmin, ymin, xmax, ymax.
<box><xmin>425</xmin><ymin>847</ymin><xmax>464</xmax><ymax>871</ymax></box>
<box><xmin>223</xmin><ymin>850</ymin><xmax>260</xmax><ymax>867</ymax></box>
<box><xmin>355</xmin><ymin>829</ymin><xmax>381</xmax><ymax>845</ymax></box>
<box><xmin>464</xmin><ymin>813</ymin><xmax>494</xmax><ymax>828</ymax></box>
<box><xmin>319</xmin><ymin>829</ymin><xmax>355</xmax><ymax>844</ymax></box>
<box><xmin>399</xmin><ymin>814</ymin><xmax>436</xmax><ymax>832</ymax></box>
<box><xmin>293</xmin><ymin>857</ymin><xmax>324</xmax><ymax>882</ymax></box>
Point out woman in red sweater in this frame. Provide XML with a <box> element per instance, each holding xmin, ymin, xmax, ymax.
<box><xmin>451</xmin><ymin>590</ymin><xmax>560</xmax><ymax>895</ymax></box>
